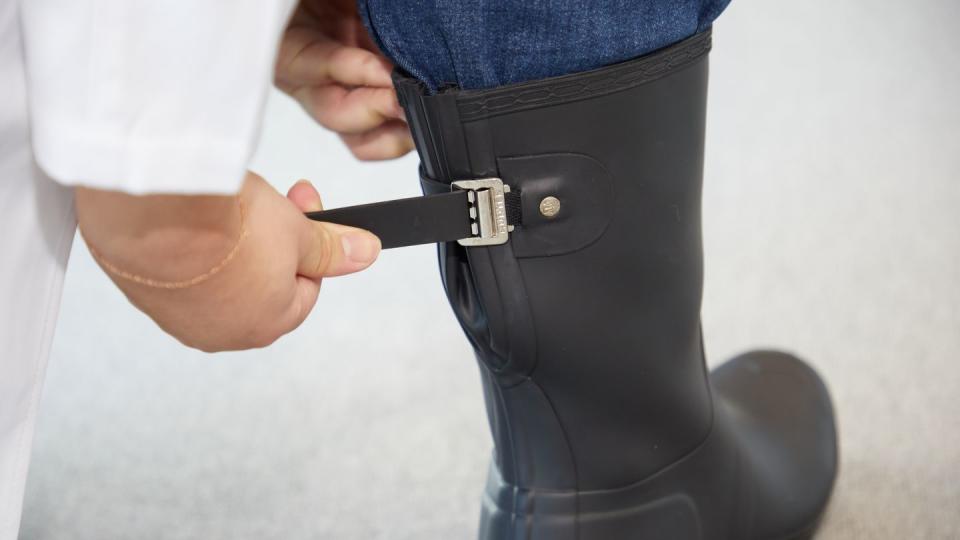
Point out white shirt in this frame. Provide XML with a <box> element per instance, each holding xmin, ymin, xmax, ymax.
<box><xmin>0</xmin><ymin>1</ymin><xmax>294</xmax><ymax>537</ymax></box>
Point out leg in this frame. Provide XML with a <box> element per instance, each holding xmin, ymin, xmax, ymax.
<box><xmin>359</xmin><ymin>0</ymin><xmax>730</xmax><ymax>91</ymax></box>
<box><xmin>364</xmin><ymin>5</ymin><xmax>838</xmax><ymax>538</ymax></box>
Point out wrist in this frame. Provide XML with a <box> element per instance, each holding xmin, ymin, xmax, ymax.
<box><xmin>76</xmin><ymin>187</ymin><xmax>244</xmax><ymax>285</ymax></box>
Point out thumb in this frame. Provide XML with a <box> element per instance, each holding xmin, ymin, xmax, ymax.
<box><xmin>298</xmin><ymin>220</ymin><xmax>381</xmax><ymax>278</ymax></box>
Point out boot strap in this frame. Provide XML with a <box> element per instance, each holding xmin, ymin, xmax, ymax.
<box><xmin>306</xmin><ymin>178</ymin><xmax>521</xmax><ymax>249</ymax></box>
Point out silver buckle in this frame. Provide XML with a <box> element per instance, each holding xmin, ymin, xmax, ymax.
<box><xmin>452</xmin><ymin>178</ymin><xmax>514</xmax><ymax>246</ymax></box>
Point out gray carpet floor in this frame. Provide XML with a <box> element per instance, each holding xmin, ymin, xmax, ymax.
<box><xmin>20</xmin><ymin>0</ymin><xmax>960</xmax><ymax>538</ymax></box>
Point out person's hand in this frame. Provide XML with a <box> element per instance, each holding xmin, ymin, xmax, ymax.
<box><xmin>76</xmin><ymin>172</ymin><xmax>380</xmax><ymax>352</ymax></box>
<box><xmin>275</xmin><ymin>0</ymin><xmax>414</xmax><ymax>160</ymax></box>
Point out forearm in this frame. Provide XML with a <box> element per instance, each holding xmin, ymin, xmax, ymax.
<box><xmin>76</xmin><ymin>182</ymin><xmax>243</xmax><ymax>285</ymax></box>
<box><xmin>72</xmin><ymin>171</ymin><xmax>379</xmax><ymax>352</ymax></box>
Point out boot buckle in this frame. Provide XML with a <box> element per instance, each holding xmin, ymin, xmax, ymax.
<box><xmin>452</xmin><ymin>178</ymin><xmax>514</xmax><ymax>246</ymax></box>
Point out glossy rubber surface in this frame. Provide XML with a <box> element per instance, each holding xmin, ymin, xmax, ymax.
<box><xmin>396</xmin><ymin>31</ymin><xmax>838</xmax><ymax>539</ymax></box>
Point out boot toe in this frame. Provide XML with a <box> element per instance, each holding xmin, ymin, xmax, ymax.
<box><xmin>711</xmin><ymin>351</ymin><xmax>838</xmax><ymax>539</ymax></box>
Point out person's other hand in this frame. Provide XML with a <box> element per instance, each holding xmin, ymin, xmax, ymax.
<box><xmin>76</xmin><ymin>172</ymin><xmax>380</xmax><ymax>352</ymax></box>
<box><xmin>275</xmin><ymin>0</ymin><xmax>414</xmax><ymax>160</ymax></box>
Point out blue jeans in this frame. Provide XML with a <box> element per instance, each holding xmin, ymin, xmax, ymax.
<box><xmin>358</xmin><ymin>0</ymin><xmax>729</xmax><ymax>93</ymax></box>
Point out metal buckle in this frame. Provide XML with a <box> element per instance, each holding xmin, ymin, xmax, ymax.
<box><xmin>452</xmin><ymin>178</ymin><xmax>514</xmax><ymax>246</ymax></box>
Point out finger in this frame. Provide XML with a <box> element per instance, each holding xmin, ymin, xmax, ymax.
<box><xmin>298</xmin><ymin>221</ymin><xmax>381</xmax><ymax>279</ymax></box>
<box><xmin>287</xmin><ymin>180</ymin><xmax>324</xmax><ymax>212</ymax></box>
<box><xmin>299</xmin><ymin>86</ymin><xmax>403</xmax><ymax>134</ymax></box>
<box><xmin>276</xmin><ymin>26</ymin><xmax>393</xmax><ymax>89</ymax></box>
<box><xmin>279</xmin><ymin>275</ymin><xmax>322</xmax><ymax>334</ymax></box>
<box><xmin>341</xmin><ymin>120</ymin><xmax>416</xmax><ymax>161</ymax></box>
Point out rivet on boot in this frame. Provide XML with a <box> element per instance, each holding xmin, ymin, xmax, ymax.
<box><xmin>539</xmin><ymin>196</ymin><xmax>561</xmax><ymax>218</ymax></box>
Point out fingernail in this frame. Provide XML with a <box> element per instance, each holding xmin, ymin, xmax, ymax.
<box><xmin>342</xmin><ymin>232</ymin><xmax>381</xmax><ymax>265</ymax></box>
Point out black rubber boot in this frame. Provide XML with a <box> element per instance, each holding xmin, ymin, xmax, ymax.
<box><xmin>395</xmin><ymin>30</ymin><xmax>837</xmax><ymax>540</ymax></box>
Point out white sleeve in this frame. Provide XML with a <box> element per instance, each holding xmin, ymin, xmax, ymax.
<box><xmin>21</xmin><ymin>0</ymin><xmax>296</xmax><ymax>195</ymax></box>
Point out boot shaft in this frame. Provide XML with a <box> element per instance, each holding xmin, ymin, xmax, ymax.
<box><xmin>396</xmin><ymin>31</ymin><xmax>714</xmax><ymax>491</ymax></box>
